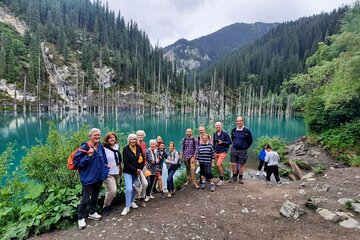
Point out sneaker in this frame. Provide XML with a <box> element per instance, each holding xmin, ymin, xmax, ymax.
<box><xmin>121</xmin><ymin>207</ymin><xmax>130</xmax><ymax>216</ymax></box>
<box><xmin>277</xmin><ymin>181</ymin><xmax>282</xmax><ymax>185</ymax></box>
<box><xmin>200</xmin><ymin>182</ymin><xmax>206</xmax><ymax>189</ymax></box>
<box><xmin>88</xmin><ymin>212</ymin><xmax>102</xmax><ymax>221</ymax></box>
<box><xmin>172</xmin><ymin>189</ymin><xmax>177</xmax><ymax>194</ymax></box>
<box><xmin>194</xmin><ymin>182</ymin><xmax>200</xmax><ymax>189</ymax></box>
<box><xmin>229</xmin><ymin>177</ymin><xmax>237</xmax><ymax>183</ymax></box>
<box><xmin>256</xmin><ymin>171</ymin><xmax>260</xmax><ymax>176</ymax></box>
<box><xmin>184</xmin><ymin>180</ymin><xmax>190</xmax><ymax>186</ymax></box>
<box><xmin>131</xmin><ymin>202</ymin><xmax>139</xmax><ymax>209</ymax></box>
<box><xmin>263</xmin><ymin>172</ymin><xmax>267</xmax><ymax>177</ymax></box>
<box><xmin>210</xmin><ymin>184</ymin><xmax>216</xmax><ymax>192</ymax></box>
<box><xmin>167</xmin><ymin>193</ymin><xmax>172</xmax><ymax>198</ymax></box>
<box><xmin>217</xmin><ymin>180</ymin><xmax>224</xmax><ymax>186</ymax></box>
<box><xmin>150</xmin><ymin>194</ymin><xmax>155</xmax><ymax>199</ymax></box>
<box><xmin>140</xmin><ymin>201</ymin><xmax>147</xmax><ymax>208</ymax></box>
<box><xmin>145</xmin><ymin>196</ymin><xmax>150</xmax><ymax>202</ymax></box>
<box><xmin>238</xmin><ymin>178</ymin><xmax>244</xmax><ymax>184</ymax></box>
<box><xmin>160</xmin><ymin>192</ymin><xmax>166</xmax><ymax>199</ymax></box>
<box><xmin>78</xmin><ymin>218</ymin><xmax>86</xmax><ymax>230</ymax></box>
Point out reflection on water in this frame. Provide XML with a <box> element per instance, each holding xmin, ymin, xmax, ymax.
<box><xmin>1</xmin><ymin>112</ymin><xmax>307</xmax><ymax>175</ymax></box>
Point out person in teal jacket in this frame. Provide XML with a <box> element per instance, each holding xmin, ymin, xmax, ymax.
<box><xmin>73</xmin><ymin>128</ymin><xmax>109</xmax><ymax>230</ymax></box>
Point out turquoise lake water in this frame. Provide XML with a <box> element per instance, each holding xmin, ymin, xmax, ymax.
<box><xmin>0</xmin><ymin>111</ymin><xmax>307</xmax><ymax>175</ymax></box>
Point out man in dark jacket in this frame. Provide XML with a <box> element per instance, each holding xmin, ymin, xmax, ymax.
<box><xmin>229</xmin><ymin>116</ymin><xmax>253</xmax><ymax>184</ymax></box>
<box><xmin>74</xmin><ymin>128</ymin><xmax>109</xmax><ymax>230</ymax></box>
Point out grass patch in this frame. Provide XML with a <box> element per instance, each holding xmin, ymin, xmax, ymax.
<box><xmin>312</xmin><ymin>164</ymin><xmax>328</xmax><ymax>176</ymax></box>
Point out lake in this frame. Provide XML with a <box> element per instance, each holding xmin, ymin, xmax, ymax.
<box><xmin>0</xmin><ymin>111</ymin><xmax>307</xmax><ymax>176</ymax></box>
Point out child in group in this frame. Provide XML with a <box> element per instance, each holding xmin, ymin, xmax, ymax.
<box><xmin>264</xmin><ymin>144</ymin><xmax>281</xmax><ymax>184</ymax></box>
<box><xmin>196</xmin><ymin>134</ymin><xmax>216</xmax><ymax>192</ymax></box>
<box><xmin>256</xmin><ymin>144</ymin><xmax>267</xmax><ymax>176</ymax></box>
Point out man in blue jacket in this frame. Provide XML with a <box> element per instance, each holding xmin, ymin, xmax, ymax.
<box><xmin>73</xmin><ymin>128</ymin><xmax>109</xmax><ymax>230</ymax></box>
<box><xmin>229</xmin><ymin>116</ymin><xmax>253</xmax><ymax>184</ymax></box>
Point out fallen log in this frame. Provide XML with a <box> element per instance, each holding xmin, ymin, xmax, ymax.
<box><xmin>289</xmin><ymin>159</ymin><xmax>303</xmax><ymax>180</ymax></box>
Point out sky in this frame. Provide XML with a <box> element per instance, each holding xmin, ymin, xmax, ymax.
<box><xmin>105</xmin><ymin>0</ymin><xmax>355</xmax><ymax>47</ymax></box>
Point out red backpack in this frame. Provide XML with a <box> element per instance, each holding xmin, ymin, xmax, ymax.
<box><xmin>67</xmin><ymin>142</ymin><xmax>92</xmax><ymax>170</ymax></box>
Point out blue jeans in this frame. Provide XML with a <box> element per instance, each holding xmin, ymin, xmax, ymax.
<box><xmin>167</xmin><ymin>167</ymin><xmax>176</xmax><ymax>192</ymax></box>
<box><xmin>123</xmin><ymin>173</ymin><xmax>137</xmax><ymax>208</ymax></box>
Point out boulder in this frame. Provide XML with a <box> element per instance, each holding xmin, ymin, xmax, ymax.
<box><xmin>316</xmin><ymin>208</ymin><xmax>340</xmax><ymax>223</ymax></box>
<box><xmin>351</xmin><ymin>203</ymin><xmax>360</xmax><ymax>213</ymax></box>
<box><xmin>280</xmin><ymin>200</ymin><xmax>305</xmax><ymax>219</ymax></box>
<box><xmin>337</xmin><ymin>198</ymin><xmax>355</xmax><ymax>205</ymax></box>
<box><xmin>339</xmin><ymin>218</ymin><xmax>360</xmax><ymax>229</ymax></box>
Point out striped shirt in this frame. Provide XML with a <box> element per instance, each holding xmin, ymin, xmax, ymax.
<box><xmin>196</xmin><ymin>143</ymin><xmax>215</xmax><ymax>165</ymax></box>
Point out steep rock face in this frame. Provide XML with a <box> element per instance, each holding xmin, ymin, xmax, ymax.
<box><xmin>0</xmin><ymin>4</ymin><xmax>26</xmax><ymax>35</ymax></box>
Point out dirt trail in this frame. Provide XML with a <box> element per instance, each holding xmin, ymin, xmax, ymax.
<box><xmin>32</xmin><ymin>167</ymin><xmax>359</xmax><ymax>240</ymax></box>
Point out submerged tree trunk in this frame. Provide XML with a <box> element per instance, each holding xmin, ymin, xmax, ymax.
<box><xmin>14</xmin><ymin>83</ymin><xmax>17</xmax><ymax>112</ymax></box>
<box><xmin>23</xmin><ymin>74</ymin><xmax>27</xmax><ymax>113</ymax></box>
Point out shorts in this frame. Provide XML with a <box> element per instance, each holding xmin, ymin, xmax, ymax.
<box><xmin>230</xmin><ymin>148</ymin><xmax>248</xmax><ymax>164</ymax></box>
<box><xmin>200</xmin><ymin>163</ymin><xmax>213</xmax><ymax>180</ymax></box>
<box><xmin>215</xmin><ymin>152</ymin><xmax>227</xmax><ymax>165</ymax></box>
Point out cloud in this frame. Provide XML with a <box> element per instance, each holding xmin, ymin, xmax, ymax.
<box><xmin>105</xmin><ymin>0</ymin><xmax>355</xmax><ymax>47</ymax></box>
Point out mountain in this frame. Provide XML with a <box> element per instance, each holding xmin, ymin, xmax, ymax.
<box><xmin>163</xmin><ymin>22</ymin><xmax>277</xmax><ymax>72</ymax></box>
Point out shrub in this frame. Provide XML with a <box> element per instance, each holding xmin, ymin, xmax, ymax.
<box><xmin>312</xmin><ymin>164</ymin><xmax>328</xmax><ymax>176</ymax></box>
<box><xmin>254</xmin><ymin>136</ymin><xmax>287</xmax><ymax>162</ymax></box>
<box><xmin>279</xmin><ymin>168</ymin><xmax>294</xmax><ymax>177</ymax></box>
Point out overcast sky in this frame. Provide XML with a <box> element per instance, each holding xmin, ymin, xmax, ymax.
<box><xmin>105</xmin><ymin>0</ymin><xmax>355</xmax><ymax>47</ymax></box>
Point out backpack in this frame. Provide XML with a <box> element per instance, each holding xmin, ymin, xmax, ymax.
<box><xmin>67</xmin><ymin>142</ymin><xmax>92</xmax><ymax>170</ymax></box>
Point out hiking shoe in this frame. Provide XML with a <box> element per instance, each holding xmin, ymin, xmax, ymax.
<box><xmin>263</xmin><ymin>172</ymin><xmax>267</xmax><ymax>177</ymax></box>
<box><xmin>88</xmin><ymin>212</ymin><xmax>102</xmax><ymax>221</ymax></box>
<box><xmin>256</xmin><ymin>171</ymin><xmax>260</xmax><ymax>176</ymax></box>
<box><xmin>210</xmin><ymin>184</ymin><xmax>216</xmax><ymax>192</ymax></box>
<box><xmin>140</xmin><ymin>202</ymin><xmax>147</xmax><ymax>208</ymax></box>
<box><xmin>200</xmin><ymin>182</ymin><xmax>206</xmax><ymax>189</ymax></box>
<box><xmin>131</xmin><ymin>202</ymin><xmax>138</xmax><ymax>209</ymax></box>
<box><xmin>238</xmin><ymin>178</ymin><xmax>244</xmax><ymax>184</ymax></box>
<box><xmin>145</xmin><ymin>196</ymin><xmax>150</xmax><ymax>202</ymax></box>
<box><xmin>152</xmin><ymin>189</ymin><xmax>159</xmax><ymax>194</ymax></box>
<box><xmin>217</xmin><ymin>180</ymin><xmax>224</xmax><ymax>186</ymax></box>
<box><xmin>78</xmin><ymin>218</ymin><xmax>86</xmax><ymax>230</ymax></box>
<box><xmin>229</xmin><ymin>177</ymin><xmax>237</xmax><ymax>183</ymax></box>
<box><xmin>167</xmin><ymin>193</ymin><xmax>172</xmax><ymax>198</ymax></box>
<box><xmin>277</xmin><ymin>181</ymin><xmax>282</xmax><ymax>185</ymax></box>
<box><xmin>121</xmin><ymin>207</ymin><xmax>130</xmax><ymax>216</ymax></box>
<box><xmin>160</xmin><ymin>192</ymin><xmax>166</xmax><ymax>199</ymax></box>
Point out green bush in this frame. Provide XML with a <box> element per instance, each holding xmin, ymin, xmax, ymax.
<box><xmin>174</xmin><ymin>169</ymin><xmax>187</xmax><ymax>190</ymax></box>
<box><xmin>279</xmin><ymin>168</ymin><xmax>294</xmax><ymax>177</ymax></box>
<box><xmin>254</xmin><ymin>136</ymin><xmax>287</xmax><ymax>162</ymax></box>
<box><xmin>295</xmin><ymin>160</ymin><xmax>310</xmax><ymax>170</ymax></box>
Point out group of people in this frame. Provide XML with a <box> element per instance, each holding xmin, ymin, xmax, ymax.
<box><xmin>73</xmin><ymin>116</ymin><xmax>263</xmax><ymax>230</ymax></box>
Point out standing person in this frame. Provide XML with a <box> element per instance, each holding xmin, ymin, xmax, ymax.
<box><xmin>165</xmin><ymin>142</ymin><xmax>179</xmax><ymax>198</ymax></box>
<box><xmin>121</xmin><ymin>134</ymin><xmax>145</xmax><ymax>216</ymax></box>
<box><xmin>256</xmin><ymin>144</ymin><xmax>267</xmax><ymax>177</ymax></box>
<box><xmin>102</xmin><ymin>132</ymin><xmax>122</xmax><ymax>216</ymax></box>
<box><xmin>156</xmin><ymin>136</ymin><xmax>163</xmax><ymax>149</ymax></box>
<box><xmin>145</xmin><ymin>139</ymin><xmax>161</xmax><ymax>201</ymax></box>
<box><xmin>264</xmin><ymin>144</ymin><xmax>281</xmax><ymax>184</ymax></box>
<box><xmin>213</xmin><ymin>122</ymin><xmax>232</xmax><ymax>186</ymax></box>
<box><xmin>196</xmin><ymin>135</ymin><xmax>216</xmax><ymax>192</ymax></box>
<box><xmin>136</xmin><ymin>130</ymin><xmax>147</xmax><ymax>157</ymax></box>
<box><xmin>198</xmin><ymin>126</ymin><xmax>211</xmax><ymax>144</ymax></box>
<box><xmin>181</xmin><ymin>128</ymin><xmax>199</xmax><ymax>189</ymax></box>
<box><xmin>153</xmin><ymin>142</ymin><xmax>167</xmax><ymax>198</ymax></box>
<box><xmin>229</xmin><ymin>116</ymin><xmax>253</xmax><ymax>184</ymax></box>
<box><xmin>73</xmin><ymin>128</ymin><xmax>109</xmax><ymax>230</ymax></box>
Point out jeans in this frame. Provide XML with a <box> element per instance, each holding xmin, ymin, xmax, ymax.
<box><xmin>167</xmin><ymin>167</ymin><xmax>176</xmax><ymax>192</ymax></box>
<box><xmin>123</xmin><ymin>173</ymin><xmax>137</xmax><ymax>208</ymax></box>
<box><xmin>146</xmin><ymin>175</ymin><xmax>156</xmax><ymax>196</ymax></box>
<box><xmin>78</xmin><ymin>181</ymin><xmax>102</xmax><ymax>220</ymax></box>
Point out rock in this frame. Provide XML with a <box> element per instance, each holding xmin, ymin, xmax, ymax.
<box><xmin>313</xmin><ymin>197</ymin><xmax>328</xmax><ymax>204</ymax></box>
<box><xmin>241</xmin><ymin>208</ymin><xmax>249</xmax><ymax>214</ymax></box>
<box><xmin>355</xmin><ymin>175</ymin><xmax>360</xmax><ymax>179</ymax></box>
<box><xmin>316</xmin><ymin>208</ymin><xmax>340</xmax><ymax>222</ymax></box>
<box><xmin>352</xmin><ymin>203</ymin><xmax>360</xmax><ymax>213</ymax></box>
<box><xmin>339</xmin><ymin>218</ymin><xmax>360</xmax><ymax>229</ymax></box>
<box><xmin>335</xmin><ymin>211</ymin><xmax>353</xmax><ymax>221</ymax></box>
<box><xmin>280</xmin><ymin>200</ymin><xmax>305</xmax><ymax>219</ymax></box>
<box><xmin>299</xmin><ymin>189</ymin><xmax>306</xmax><ymax>195</ymax></box>
<box><xmin>337</xmin><ymin>198</ymin><xmax>355</xmax><ymax>205</ymax></box>
<box><xmin>318</xmin><ymin>184</ymin><xmax>329</xmax><ymax>192</ymax></box>
<box><xmin>302</xmin><ymin>172</ymin><xmax>314</xmax><ymax>180</ymax></box>
<box><xmin>309</xmin><ymin>150</ymin><xmax>321</xmax><ymax>157</ymax></box>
